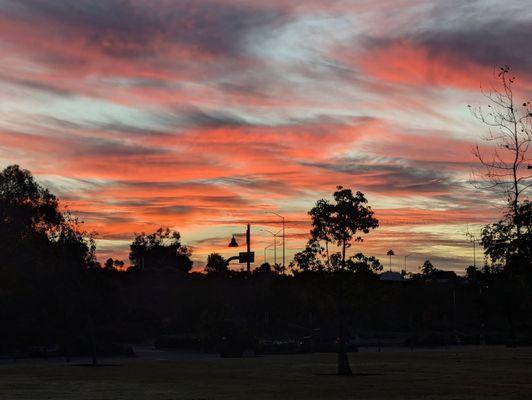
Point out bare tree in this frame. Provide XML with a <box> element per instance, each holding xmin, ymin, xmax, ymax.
<box><xmin>469</xmin><ymin>65</ymin><xmax>532</xmax><ymax>240</ymax></box>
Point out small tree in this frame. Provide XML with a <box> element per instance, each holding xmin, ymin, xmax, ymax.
<box><xmin>129</xmin><ymin>227</ymin><xmax>193</xmax><ymax>273</ymax></box>
<box><xmin>103</xmin><ymin>258</ymin><xmax>124</xmax><ymax>270</ymax></box>
<box><xmin>205</xmin><ymin>253</ymin><xmax>227</xmax><ymax>275</ymax></box>
<box><xmin>255</xmin><ymin>262</ymin><xmax>272</xmax><ymax>275</ymax></box>
<box><xmin>113</xmin><ymin>259</ymin><xmax>125</xmax><ymax>270</ymax></box>
<box><xmin>104</xmin><ymin>258</ymin><xmax>115</xmax><ymax>270</ymax></box>
<box><xmin>420</xmin><ymin>260</ymin><xmax>436</xmax><ymax>276</ymax></box>
<box><xmin>308</xmin><ymin>186</ymin><xmax>379</xmax><ymax>375</ymax></box>
<box><xmin>346</xmin><ymin>253</ymin><xmax>383</xmax><ymax>276</ymax></box>
<box><xmin>291</xmin><ymin>239</ymin><xmax>326</xmax><ymax>272</ymax></box>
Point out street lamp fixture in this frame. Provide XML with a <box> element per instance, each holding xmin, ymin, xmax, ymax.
<box><xmin>225</xmin><ymin>224</ymin><xmax>252</xmax><ymax>272</ymax></box>
<box><xmin>228</xmin><ymin>235</ymin><xmax>239</xmax><ymax>248</ymax></box>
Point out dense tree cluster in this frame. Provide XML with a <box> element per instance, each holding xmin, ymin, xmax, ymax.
<box><xmin>129</xmin><ymin>227</ymin><xmax>193</xmax><ymax>273</ymax></box>
<box><xmin>0</xmin><ymin>164</ymin><xmax>531</xmax><ymax>366</ymax></box>
<box><xmin>0</xmin><ymin>166</ymin><xmax>105</xmax><ymax>362</ymax></box>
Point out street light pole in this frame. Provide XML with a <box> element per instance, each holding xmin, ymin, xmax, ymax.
<box><xmin>227</xmin><ymin>224</ymin><xmax>253</xmax><ymax>273</ymax></box>
<box><xmin>282</xmin><ymin>216</ymin><xmax>285</xmax><ymax>269</ymax></box>
<box><xmin>264</xmin><ymin>243</ymin><xmax>273</xmax><ymax>264</ymax></box>
<box><xmin>404</xmin><ymin>253</ymin><xmax>413</xmax><ymax>274</ymax></box>
<box><xmin>261</xmin><ymin>228</ymin><xmax>281</xmax><ymax>266</ymax></box>
<box><xmin>466</xmin><ymin>227</ymin><xmax>478</xmax><ymax>268</ymax></box>
<box><xmin>246</xmin><ymin>223</ymin><xmax>251</xmax><ymax>273</ymax></box>
<box><xmin>266</xmin><ymin>212</ymin><xmax>285</xmax><ymax>269</ymax></box>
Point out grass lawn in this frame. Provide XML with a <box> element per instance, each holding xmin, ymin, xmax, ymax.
<box><xmin>2</xmin><ymin>346</ymin><xmax>532</xmax><ymax>399</ymax></box>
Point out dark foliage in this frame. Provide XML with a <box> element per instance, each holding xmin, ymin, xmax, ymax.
<box><xmin>205</xmin><ymin>253</ymin><xmax>227</xmax><ymax>275</ymax></box>
<box><xmin>481</xmin><ymin>201</ymin><xmax>532</xmax><ymax>271</ymax></box>
<box><xmin>1</xmin><ymin>166</ymin><xmax>531</xmax><ymax>365</ymax></box>
<box><xmin>129</xmin><ymin>227</ymin><xmax>193</xmax><ymax>273</ymax></box>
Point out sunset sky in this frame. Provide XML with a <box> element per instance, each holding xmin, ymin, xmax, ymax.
<box><xmin>1</xmin><ymin>0</ymin><xmax>531</xmax><ymax>272</ymax></box>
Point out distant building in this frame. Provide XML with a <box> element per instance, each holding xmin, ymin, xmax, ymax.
<box><xmin>379</xmin><ymin>271</ymin><xmax>403</xmax><ymax>281</ymax></box>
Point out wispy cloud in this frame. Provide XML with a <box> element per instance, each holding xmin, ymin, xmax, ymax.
<box><xmin>0</xmin><ymin>0</ymin><xmax>529</xmax><ymax>271</ymax></box>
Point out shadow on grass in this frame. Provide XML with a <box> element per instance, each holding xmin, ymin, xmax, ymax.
<box><xmin>314</xmin><ymin>373</ymin><xmax>383</xmax><ymax>377</ymax></box>
<box><xmin>71</xmin><ymin>363</ymin><xmax>122</xmax><ymax>367</ymax></box>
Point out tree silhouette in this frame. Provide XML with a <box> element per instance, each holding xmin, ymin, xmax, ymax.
<box><xmin>420</xmin><ymin>260</ymin><xmax>436</xmax><ymax>276</ymax></box>
<box><xmin>205</xmin><ymin>253</ymin><xmax>227</xmax><ymax>275</ymax></box>
<box><xmin>104</xmin><ymin>258</ymin><xmax>124</xmax><ymax>270</ymax></box>
<box><xmin>309</xmin><ymin>187</ymin><xmax>379</xmax><ymax>270</ymax></box>
<box><xmin>104</xmin><ymin>258</ymin><xmax>115</xmax><ymax>270</ymax></box>
<box><xmin>469</xmin><ymin>66</ymin><xmax>532</xmax><ymax>261</ymax></box>
<box><xmin>129</xmin><ymin>227</ymin><xmax>193</xmax><ymax>273</ymax></box>
<box><xmin>291</xmin><ymin>239</ymin><xmax>326</xmax><ymax>271</ymax></box>
<box><xmin>481</xmin><ymin>201</ymin><xmax>532</xmax><ymax>270</ymax></box>
<box><xmin>0</xmin><ymin>165</ymin><xmax>104</xmax><ymax>362</ymax></box>
<box><xmin>346</xmin><ymin>253</ymin><xmax>383</xmax><ymax>276</ymax></box>
<box><xmin>0</xmin><ymin>165</ymin><xmax>62</xmax><ymax>242</ymax></box>
<box><xmin>308</xmin><ymin>186</ymin><xmax>379</xmax><ymax>375</ymax></box>
<box><xmin>387</xmin><ymin>249</ymin><xmax>395</xmax><ymax>272</ymax></box>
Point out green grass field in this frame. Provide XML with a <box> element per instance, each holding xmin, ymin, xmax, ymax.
<box><xmin>2</xmin><ymin>346</ymin><xmax>532</xmax><ymax>399</ymax></box>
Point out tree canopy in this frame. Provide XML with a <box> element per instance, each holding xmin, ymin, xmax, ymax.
<box><xmin>0</xmin><ymin>165</ymin><xmax>62</xmax><ymax>241</ymax></box>
<box><xmin>205</xmin><ymin>253</ymin><xmax>227</xmax><ymax>275</ymax></box>
<box><xmin>129</xmin><ymin>227</ymin><xmax>193</xmax><ymax>272</ymax></box>
<box><xmin>481</xmin><ymin>201</ymin><xmax>532</xmax><ymax>271</ymax></box>
<box><xmin>293</xmin><ymin>186</ymin><xmax>379</xmax><ymax>273</ymax></box>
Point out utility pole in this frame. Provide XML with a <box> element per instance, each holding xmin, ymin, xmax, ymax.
<box><xmin>263</xmin><ymin>243</ymin><xmax>273</xmax><ymax>264</ymax></box>
<box><xmin>261</xmin><ymin>228</ymin><xmax>281</xmax><ymax>267</ymax></box>
<box><xmin>466</xmin><ymin>227</ymin><xmax>478</xmax><ymax>268</ymax></box>
<box><xmin>404</xmin><ymin>253</ymin><xmax>413</xmax><ymax>274</ymax></box>
<box><xmin>246</xmin><ymin>223</ymin><xmax>251</xmax><ymax>273</ymax></box>
<box><xmin>274</xmin><ymin>237</ymin><xmax>277</xmax><ymax>266</ymax></box>
<box><xmin>281</xmin><ymin>216</ymin><xmax>285</xmax><ymax>269</ymax></box>
<box><xmin>267</xmin><ymin>212</ymin><xmax>285</xmax><ymax>269</ymax></box>
<box><xmin>227</xmin><ymin>225</ymin><xmax>254</xmax><ymax>272</ymax></box>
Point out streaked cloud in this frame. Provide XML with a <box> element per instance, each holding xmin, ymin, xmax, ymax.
<box><xmin>0</xmin><ymin>0</ymin><xmax>530</xmax><ymax>271</ymax></box>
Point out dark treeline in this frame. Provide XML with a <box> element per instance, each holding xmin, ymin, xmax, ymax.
<box><xmin>1</xmin><ymin>165</ymin><xmax>531</xmax><ymax>372</ymax></box>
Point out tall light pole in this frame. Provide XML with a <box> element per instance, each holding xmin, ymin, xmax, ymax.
<box><xmin>263</xmin><ymin>243</ymin><xmax>273</xmax><ymax>264</ymax></box>
<box><xmin>266</xmin><ymin>212</ymin><xmax>285</xmax><ymax>269</ymax></box>
<box><xmin>466</xmin><ymin>228</ymin><xmax>478</xmax><ymax>268</ymax></box>
<box><xmin>404</xmin><ymin>253</ymin><xmax>413</xmax><ymax>274</ymax></box>
<box><xmin>227</xmin><ymin>223</ymin><xmax>253</xmax><ymax>273</ymax></box>
<box><xmin>246</xmin><ymin>223</ymin><xmax>251</xmax><ymax>273</ymax></box>
<box><xmin>261</xmin><ymin>228</ymin><xmax>282</xmax><ymax>266</ymax></box>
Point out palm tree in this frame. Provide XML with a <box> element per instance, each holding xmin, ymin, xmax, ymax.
<box><xmin>387</xmin><ymin>249</ymin><xmax>395</xmax><ymax>272</ymax></box>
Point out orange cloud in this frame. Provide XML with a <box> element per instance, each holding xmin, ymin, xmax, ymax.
<box><xmin>356</xmin><ymin>40</ymin><xmax>494</xmax><ymax>89</ymax></box>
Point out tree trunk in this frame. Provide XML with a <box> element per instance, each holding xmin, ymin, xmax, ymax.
<box><xmin>337</xmin><ymin>242</ymin><xmax>352</xmax><ymax>375</ymax></box>
<box><xmin>337</xmin><ymin>299</ymin><xmax>352</xmax><ymax>375</ymax></box>
<box><xmin>88</xmin><ymin>314</ymin><xmax>98</xmax><ymax>366</ymax></box>
<box><xmin>337</xmin><ymin>337</ymin><xmax>352</xmax><ymax>375</ymax></box>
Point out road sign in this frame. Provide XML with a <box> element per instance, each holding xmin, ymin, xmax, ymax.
<box><xmin>239</xmin><ymin>252</ymin><xmax>254</xmax><ymax>263</ymax></box>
